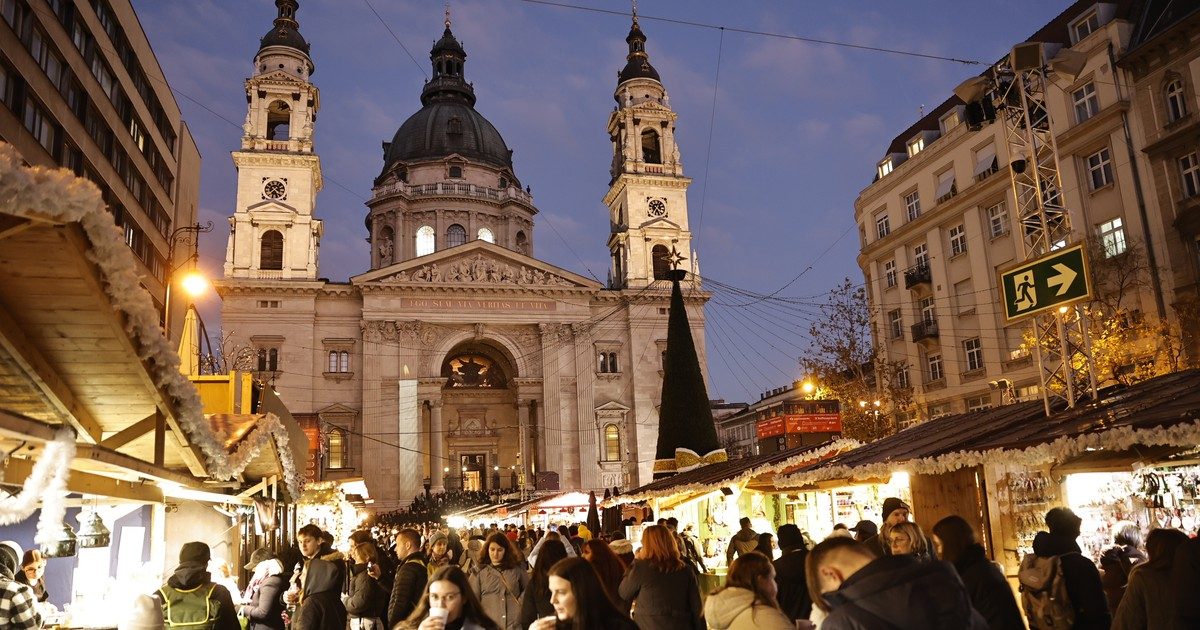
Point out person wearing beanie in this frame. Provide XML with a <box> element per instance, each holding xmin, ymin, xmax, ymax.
<box><xmin>120</xmin><ymin>593</ymin><xmax>165</xmax><ymax>630</ymax></box>
<box><xmin>1030</xmin><ymin>507</ymin><xmax>1111</xmax><ymax>629</ymax></box>
<box><xmin>863</xmin><ymin>498</ymin><xmax>935</xmax><ymax>561</ymax></box>
<box><xmin>0</xmin><ymin>540</ymin><xmax>40</xmax><ymax>628</ymax></box>
<box><xmin>157</xmin><ymin>541</ymin><xmax>240</xmax><ymax>630</ymax></box>
<box><xmin>772</xmin><ymin>524</ymin><xmax>812</xmax><ymax>623</ymax></box>
<box><xmin>425</xmin><ymin>531</ymin><xmax>451</xmax><ymax>576</ymax></box>
<box><xmin>609</xmin><ymin>538</ymin><xmax>635</xmax><ymax>574</ymax></box>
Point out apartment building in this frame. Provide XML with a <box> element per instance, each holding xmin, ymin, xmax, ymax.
<box><xmin>0</xmin><ymin>0</ymin><xmax>199</xmax><ymax>338</ymax></box>
<box><xmin>1121</xmin><ymin>2</ymin><xmax>1200</xmax><ymax>355</ymax></box>
<box><xmin>856</xmin><ymin>0</ymin><xmax>1170</xmax><ymax>422</ymax></box>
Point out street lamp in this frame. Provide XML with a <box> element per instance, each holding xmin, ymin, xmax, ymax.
<box><xmin>163</xmin><ymin>221</ymin><xmax>213</xmax><ymax>336</ymax></box>
<box><xmin>859</xmin><ymin>400</ymin><xmax>883</xmax><ymax>434</ymax></box>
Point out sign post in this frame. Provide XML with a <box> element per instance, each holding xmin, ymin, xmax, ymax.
<box><xmin>999</xmin><ymin>243</ymin><xmax>1091</xmax><ymax>322</ymax></box>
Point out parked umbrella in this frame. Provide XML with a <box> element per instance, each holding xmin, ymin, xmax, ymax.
<box><xmin>586</xmin><ymin>491</ymin><xmax>601</xmax><ymax>537</ymax></box>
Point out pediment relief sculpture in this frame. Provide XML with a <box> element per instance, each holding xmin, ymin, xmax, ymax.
<box><xmin>382</xmin><ymin>253</ymin><xmax>577</xmax><ymax>287</ymax></box>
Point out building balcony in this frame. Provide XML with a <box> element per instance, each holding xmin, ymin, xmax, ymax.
<box><xmin>911</xmin><ymin>319</ymin><xmax>939</xmax><ymax>343</ymax></box>
<box><xmin>371</xmin><ymin>180</ymin><xmax>534</xmax><ymax>206</ymax></box>
<box><xmin>904</xmin><ymin>263</ymin><xmax>932</xmax><ymax>289</ymax></box>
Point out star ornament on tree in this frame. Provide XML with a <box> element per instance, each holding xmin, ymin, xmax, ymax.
<box><xmin>666</xmin><ymin>247</ymin><xmax>687</xmax><ymax>270</ymax></box>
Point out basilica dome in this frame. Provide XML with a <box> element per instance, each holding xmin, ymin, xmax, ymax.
<box><xmin>384</xmin><ymin>102</ymin><xmax>513</xmax><ymax>172</ymax></box>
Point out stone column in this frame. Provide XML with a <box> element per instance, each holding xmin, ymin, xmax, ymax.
<box><xmin>430</xmin><ymin>399</ymin><xmax>445</xmax><ymax>492</ymax></box>
<box><xmin>517</xmin><ymin>398</ymin><xmax>531</xmax><ymax>497</ymax></box>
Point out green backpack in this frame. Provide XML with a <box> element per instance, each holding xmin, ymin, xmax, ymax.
<box><xmin>158</xmin><ymin>583</ymin><xmax>219</xmax><ymax>629</ymax></box>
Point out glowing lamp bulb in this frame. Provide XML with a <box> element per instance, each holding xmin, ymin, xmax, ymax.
<box><xmin>179</xmin><ymin>270</ymin><xmax>209</xmax><ymax>297</ymax></box>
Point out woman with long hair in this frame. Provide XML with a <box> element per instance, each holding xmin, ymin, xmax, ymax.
<box><xmin>400</xmin><ymin>565</ymin><xmax>499</xmax><ymax>630</ymax></box>
<box><xmin>754</xmin><ymin>533</ymin><xmax>775</xmax><ymax>560</ymax></box>
<box><xmin>1101</xmin><ymin>522</ymin><xmax>1147</xmax><ymax>614</ymax></box>
<box><xmin>519</xmin><ymin>531</ymin><xmax>571</xmax><ymax>629</ymax></box>
<box><xmin>468</xmin><ymin>532</ymin><xmax>528</xmax><ymax>630</ymax></box>
<box><xmin>528</xmin><ymin>558</ymin><xmax>636</xmax><ymax>630</ymax></box>
<box><xmin>1112</xmin><ymin>527</ymin><xmax>1189</xmax><ymax>630</ymax></box>
<box><xmin>346</xmin><ymin>541</ymin><xmax>389</xmax><ymax>630</ymax></box>
<box><xmin>931</xmin><ymin>515</ymin><xmax>1023</xmax><ymax>630</ymax></box>
<box><xmin>704</xmin><ymin>552</ymin><xmax>793</xmax><ymax>629</ymax></box>
<box><xmin>618</xmin><ymin>525</ymin><xmax>703</xmax><ymax>630</ymax></box>
<box><xmin>580</xmin><ymin>539</ymin><xmax>628</xmax><ymax>613</ymax></box>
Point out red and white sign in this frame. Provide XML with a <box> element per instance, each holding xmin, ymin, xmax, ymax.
<box><xmin>756</xmin><ymin>416</ymin><xmax>786</xmax><ymax>438</ymax></box>
<box><xmin>785</xmin><ymin>413</ymin><xmax>842</xmax><ymax>433</ymax></box>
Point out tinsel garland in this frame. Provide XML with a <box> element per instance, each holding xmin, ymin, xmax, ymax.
<box><xmin>0</xmin><ymin>144</ymin><xmax>304</xmax><ymax>499</ymax></box>
<box><xmin>0</xmin><ymin>431</ymin><xmax>75</xmax><ymax>546</ymax></box>
<box><xmin>777</xmin><ymin>420</ymin><xmax>1200</xmax><ymax>488</ymax></box>
<box><xmin>608</xmin><ymin>439</ymin><xmax>862</xmax><ymax>505</ymax></box>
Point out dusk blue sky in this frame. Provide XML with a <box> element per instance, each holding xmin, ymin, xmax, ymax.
<box><xmin>134</xmin><ymin>0</ymin><xmax>1073</xmax><ymax>404</ymax></box>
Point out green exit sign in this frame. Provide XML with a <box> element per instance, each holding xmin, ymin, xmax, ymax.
<box><xmin>999</xmin><ymin>243</ymin><xmax>1092</xmax><ymax>322</ymax></box>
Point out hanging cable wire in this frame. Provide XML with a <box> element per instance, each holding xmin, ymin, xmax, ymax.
<box><xmin>362</xmin><ymin>0</ymin><xmax>429</xmax><ymax>80</ymax></box>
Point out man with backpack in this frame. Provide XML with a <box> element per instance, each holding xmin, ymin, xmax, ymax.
<box><xmin>157</xmin><ymin>541</ymin><xmax>240</xmax><ymax>630</ymax></box>
<box><xmin>1020</xmin><ymin>507</ymin><xmax>1111</xmax><ymax>629</ymax></box>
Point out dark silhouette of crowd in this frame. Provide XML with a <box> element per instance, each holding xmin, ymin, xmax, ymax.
<box><xmin>376</xmin><ymin>490</ymin><xmax>494</xmax><ymax>524</ymax></box>
<box><xmin>93</xmin><ymin>497</ymin><xmax>1200</xmax><ymax>630</ymax></box>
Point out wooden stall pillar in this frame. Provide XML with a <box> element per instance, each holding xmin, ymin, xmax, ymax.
<box><xmin>909</xmin><ymin>466</ymin><xmax>990</xmax><ymax>555</ymax></box>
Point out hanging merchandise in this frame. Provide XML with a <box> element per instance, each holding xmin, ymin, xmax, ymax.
<box><xmin>42</xmin><ymin>521</ymin><xmax>77</xmax><ymax>558</ymax></box>
<box><xmin>76</xmin><ymin>511</ymin><xmax>111</xmax><ymax>549</ymax></box>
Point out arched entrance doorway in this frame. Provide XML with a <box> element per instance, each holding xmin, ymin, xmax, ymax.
<box><xmin>439</xmin><ymin>340</ymin><xmax>520</xmax><ymax>493</ymax></box>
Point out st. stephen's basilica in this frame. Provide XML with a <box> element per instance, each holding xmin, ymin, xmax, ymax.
<box><xmin>218</xmin><ymin>1</ymin><xmax>710</xmax><ymax>509</ymax></box>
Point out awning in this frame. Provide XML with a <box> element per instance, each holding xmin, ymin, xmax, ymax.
<box><xmin>935</xmin><ymin>171</ymin><xmax>956</xmax><ymax>198</ymax></box>
<box><xmin>776</xmin><ymin>369</ymin><xmax>1200</xmax><ymax>488</ymax></box>
<box><xmin>972</xmin><ymin>144</ymin><xmax>997</xmax><ymax>177</ymax></box>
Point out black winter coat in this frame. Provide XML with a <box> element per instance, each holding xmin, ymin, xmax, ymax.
<box><xmin>292</xmin><ymin>559</ymin><xmax>347</xmax><ymax>630</ymax></box>
<box><xmin>953</xmin><ymin>544</ymin><xmax>1024</xmax><ymax>630</ymax></box>
<box><xmin>1032</xmin><ymin>532</ymin><xmax>1111</xmax><ymax>630</ymax></box>
<box><xmin>518</xmin><ymin>580</ymin><xmax>554</xmax><ymax>630</ymax></box>
<box><xmin>1099</xmin><ymin>544</ymin><xmax>1145</xmax><ymax>614</ymax></box>
<box><xmin>1173</xmin><ymin>536</ymin><xmax>1200</xmax><ymax>628</ymax></box>
<box><xmin>240</xmin><ymin>574</ymin><xmax>287</xmax><ymax>630</ymax></box>
<box><xmin>821</xmin><ymin>554</ymin><xmax>989</xmax><ymax>630</ymax></box>
<box><xmin>346</xmin><ymin>564</ymin><xmax>389</xmax><ymax>623</ymax></box>
<box><xmin>388</xmin><ymin>552</ymin><xmax>428</xmax><ymax>626</ymax></box>
<box><xmin>617</xmin><ymin>559</ymin><xmax>702</xmax><ymax>630</ymax></box>
<box><xmin>773</xmin><ymin>548</ymin><xmax>812</xmax><ymax>621</ymax></box>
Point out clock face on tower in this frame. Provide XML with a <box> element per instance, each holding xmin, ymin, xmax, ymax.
<box><xmin>648</xmin><ymin>199</ymin><xmax>667</xmax><ymax>218</ymax></box>
<box><xmin>263</xmin><ymin>179</ymin><xmax>287</xmax><ymax>201</ymax></box>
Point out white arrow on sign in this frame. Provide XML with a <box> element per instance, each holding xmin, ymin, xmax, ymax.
<box><xmin>1047</xmin><ymin>263</ymin><xmax>1077</xmax><ymax>296</ymax></box>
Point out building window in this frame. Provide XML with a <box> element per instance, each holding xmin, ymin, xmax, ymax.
<box><xmin>1181</xmin><ymin>152</ymin><xmax>1200</xmax><ymax>199</ymax></box>
<box><xmin>29</xmin><ymin>28</ymin><xmax>63</xmax><ymax>89</ymax></box>
<box><xmin>327</xmin><ymin>429</ymin><xmax>346</xmax><ymax>469</ymax></box>
<box><xmin>927</xmin><ymin>353</ymin><xmax>944</xmax><ymax>382</ymax></box>
<box><xmin>641</xmin><ymin>129</ymin><xmax>661</xmax><ymax>163</ymax></box>
<box><xmin>973</xmin><ymin>144</ymin><xmax>998</xmax><ymax>182</ymax></box>
<box><xmin>260</xmin><ymin>230</ymin><xmax>283</xmax><ymax>270</ymax></box>
<box><xmin>986</xmin><ymin>202</ymin><xmax>1009</xmax><ymax>238</ymax></box>
<box><xmin>949</xmin><ymin>224</ymin><xmax>967</xmax><ymax>256</ymax></box>
<box><xmin>940</xmin><ymin>110</ymin><xmax>960</xmax><ymax>133</ymax></box>
<box><xmin>1166</xmin><ymin>79</ymin><xmax>1188</xmax><ymax>123</ymax></box>
<box><xmin>652</xmin><ymin>244</ymin><xmax>671</xmax><ymax>280</ymax></box>
<box><xmin>875</xmin><ymin>212</ymin><xmax>891</xmax><ymax>239</ymax></box>
<box><xmin>913</xmin><ymin>243</ymin><xmax>929</xmax><ymax>267</ymax></box>
<box><xmin>935</xmin><ymin>169</ymin><xmax>957</xmax><ymax>204</ymax></box>
<box><xmin>416</xmin><ymin>225</ymin><xmax>435</xmax><ymax>256</ymax></box>
<box><xmin>22</xmin><ymin>98</ymin><xmax>56</xmax><ymax>154</ymax></box>
<box><xmin>1073</xmin><ymin>83</ymin><xmax>1099</xmax><ymax>123</ymax></box>
<box><xmin>446</xmin><ymin>224</ymin><xmax>466</xmax><ymax>248</ymax></box>
<box><xmin>603</xmin><ymin>424</ymin><xmax>621</xmax><ymax>461</ymax></box>
<box><xmin>966</xmin><ymin>395</ymin><xmax>991</xmax><ymax>412</ymax></box>
<box><xmin>884</xmin><ymin>260</ymin><xmax>897</xmax><ymax>288</ymax></box>
<box><xmin>897</xmin><ymin>367</ymin><xmax>909</xmax><ymax>389</ymax></box>
<box><xmin>1098</xmin><ymin>217</ymin><xmax>1126</xmax><ymax>258</ymax></box>
<box><xmin>964</xmin><ymin>337</ymin><xmax>983</xmax><ymax>371</ymax></box>
<box><xmin>1086</xmin><ymin>147</ymin><xmax>1113</xmax><ymax>190</ymax></box>
<box><xmin>448</xmin><ymin>165</ymin><xmax>463</xmax><ymax>178</ymax></box>
<box><xmin>888</xmin><ymin>309</ymin><xmax>903</xmax><ymax>339</ymax></box>
<box><xmin>904</xmin><ymin>191</ymin><xmax>921</xmax><ymax>221</ymax></box>
<box><xmin>907</xmin><ymin>137</ymin><xmax>924</xmax><ymax>157</ymax></box>
<box><xmin>1071</xmin><ymin>10</ymin><xmax>1100</xmax><ymax>43</ymax></box>
<box><xmin>257</xmin><ymin>347</ymin><xmax>279</xmax><ymax>372</ymax></box>
<box><xmin>877</xmin><ymin>158</ymin><xmax>894</xmax><ymax>179</ymax></box>
<box><xmin>597</xmin><ymin>351</ymin><xmax>619</xmax><ymax>373</ymax></box>
<box><xmin>327</xmin><ymin>351</ymin><xmax>350</xmax><ymax>373</ymax></box>
<box><xmin>919</xmin><ymin>296</ymin><xmax>936</xmax><ymax>323</ymax></box>
<box><xmin>477</xmin><ymin>227</ymin><xmax>495</xmax><ymax>244</ymax></box>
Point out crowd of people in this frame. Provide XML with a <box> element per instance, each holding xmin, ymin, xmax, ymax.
<box><xmin>377</xmin><ymin>491</ymin><xmax>497</xmax><ymax>524</ymax></box>
<box><xmin>6</xmin><ymin>495</ymin><xmax>1200</xmax><ymax>628</ymax></box>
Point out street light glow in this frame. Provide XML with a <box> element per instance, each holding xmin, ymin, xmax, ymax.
<box><xmin>179</xmin><ymin>269</ymin><xmax>209</xmax><ymax>297</ymax></box>
<box><xmin>800</xmin><ymin>381</ymin><xmax>816</xmax><ymax>394</ymax></box>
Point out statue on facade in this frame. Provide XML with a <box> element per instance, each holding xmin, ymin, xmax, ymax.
<box><xmin>378</xmin><ymin>234</ymin><xmax>394</xmax><ymax>266</ymax></box>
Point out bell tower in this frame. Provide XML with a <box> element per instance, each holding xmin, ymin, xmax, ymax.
<box><xmin>224</xmin><ymin>0</ymin><xmax>323</xmax><ymax>280</ymax></box>
<box><xmin>602</xmin><ymin>11</ymin><xmax>695</xmax><ymax>289</ymax></box>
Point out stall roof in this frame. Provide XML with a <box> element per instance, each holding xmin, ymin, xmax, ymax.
<box><xmin>777</xmin><ymin>369</ymin><xmax>1200</xmax><ymax>487</ymax></box>
<box><xmin>609</xmin><ymin>439</ymin><xmax>854</xmax><ymax>506</ymax></box>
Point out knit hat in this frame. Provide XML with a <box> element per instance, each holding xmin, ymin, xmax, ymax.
<box><xmin>244</xmin><ymin>546</ymin><xmax>274</xmax><ymax>570</ymax></box>
<box><xmin>119</xmin><ymin>593</ymin><xmax>164</xmax><ymax>630</ymax></box>
<box><xmin>609</xmin><ymin>539</ymin><xmax>633</xmax><ymax>555</ymax></box>
<box><xmin>179</xmin><ymin>541</ymin><xmax>211</xmax><ymax>564</ymax></box>
<box><xmin>0</xmin><ymin>541</ymin><xmax>22</xmax><ymax>577</ymax></box>
<box><xmin>880</xmin><ymin>498</ymin><xmax>910</xmax><ymax>522</ymax></box>
<box><xmin>427</xmin><ymin>531</ymin><xmax>447</xmax><ymax>551</ymax></box>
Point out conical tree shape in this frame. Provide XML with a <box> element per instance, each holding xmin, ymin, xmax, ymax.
<box><xmin>654</xmin><ymin>269</ymin><xmax>723</xmax><ymax>478</ymax></box>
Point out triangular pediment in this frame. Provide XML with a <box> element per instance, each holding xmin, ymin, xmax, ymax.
<box><xmin>249</xmin><ymin>70</ymin><xmax>308</xmax><ymax>86</ymax></box>
<box><xmin>351</xmin><ymin>240</ymin><xmax>602</xmax><ymax>289</ymax></box>
<box><xmin>247</xmin><ymin>199</ymin><xmax>297</xmax><ymax>215</ymax></box>
<box><xmin>317</xmin><ymin>403</ymin><xmax>358</xmax><ymax>416</ymax></box>
<box><xmin>638</xmin><ymin>217</ymin><xmax>681</xmax><ymax>230</ymax></box>
<box><xmin>595</xmin><ymin>401</ymin><xmax>631</xmax><ymax>412</ymax></box>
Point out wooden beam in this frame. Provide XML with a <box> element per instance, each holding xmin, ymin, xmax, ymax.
<box><xmin>60</xmin><ymin>227</ymin><xmax>208</xmax><ymax>477</ymax></box>
<box><xmin>3</xmin><ymin>456</ymin><xmax>163</xmax><ymax>503</ymax></box>
<box><xmin>0</xmin><ymin>409</ymin><xmax>60</xmax><ymax>442</ymax></box>
<box><xmin>0</xmin><ymin>300</ymin><xmax>102</xmax><ymax>443</ymax></box>
<box><xmin>0</xmin><ymin>217</ymin><xmax>35</xmax><ymax>241</ymax></box>
<box><xmin>99</xmin><ymin>415</ymin><xmax>156</xmax><ymax>450</ymax></box>
<box><xmin>154</xmin><ymin>410</ymin><xmax>165</xmax><ymax>468</ymax></box>
<box><xmin>74</xmin><ymin>444</ymin><xmax>197</xmax><ymax>487</ymax></box>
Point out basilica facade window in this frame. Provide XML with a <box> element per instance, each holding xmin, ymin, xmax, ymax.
<box><xmin>652</xmin><ymin>244</ymin><xmax>670</xmax><ymax>280</ymax></box>
<box><xmin>478</xmin><ymin>227</ymin><xmax>495</xmax><ymax>243</ymax></box>
<box><xmin>416</xmin><ymin>225</ymin><xmax>435</xmax><ymax>256</ymax></box>
<box><xmin>446</xmin><ymin>223</ymin><xmax>467</xmax><ymax>248</ymax></box>
<box><xmin>641</xmin><ymin>128</ymin><xmax>661</xmax><ymax>163</ymax></box>
<box><xmin>327</xmin><ymin>428</ymin><xmax>346</xmax><ymax>469</ymax></box>
<box><xmin>260</xmin><ymin>230</ymin><xmax>283</xmax><ymax>270</ymax></box>
<box><xmin>603</xmin><ymin>424</ymin><xmax>621</xmax><ymax>461</ymax></box>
